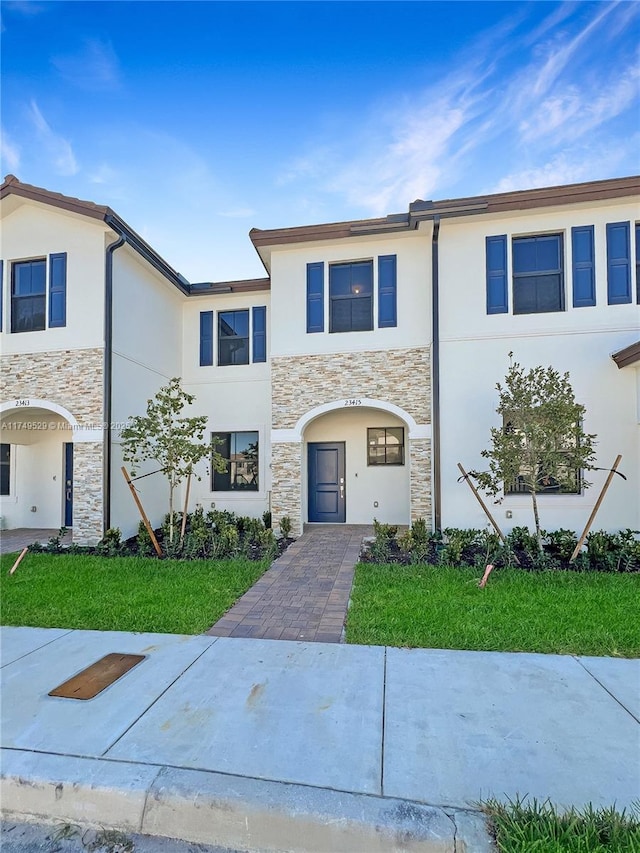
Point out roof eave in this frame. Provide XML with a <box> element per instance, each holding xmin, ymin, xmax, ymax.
<box><xmin>612</xmin><ymin>341</ymin><xmax>640</xmax><ymax>369</ymax></box>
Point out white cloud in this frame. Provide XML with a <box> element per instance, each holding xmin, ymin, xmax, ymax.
<box><xmin>28</xmin><ymin>101</ymin><xmax>78</xmax><ymax>176</ymax></box>
<box><xmin>490</xmin><ymin>136</ymin><xmax>640</xmax><ymax>194</ymax></box>
<box><xmin>52</xmin><ymin>38</ymin><xmax>121</xmax><ymax>91</ymax></box>
<box><xmin>277</xmin><ymin>1</ymin><xmax>639</xmax><ymax>214</ymax></box>
<box><xmin>88</xmin><ymin>163</ymin><xmax>119</xmax><ymax>185</ymax></box>
<box><xmin>0</xmin><ymin>130</ymin><xmax>21</xmax><ymax>173</ymax></box>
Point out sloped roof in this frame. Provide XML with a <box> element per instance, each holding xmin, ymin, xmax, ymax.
<box><xmin>249</xmin><ymin>175</ymin><xmax>640</xmax><ymax>249</ymax></box>
<box><xmin>612</xmin><ymin>341</ymin><xmax>640</xmax><ymax>369</ymax></box>
<box><xmin>1</xmin><ymin>174</ymin><xmax>271</xmax><ymax>295</ymax></box>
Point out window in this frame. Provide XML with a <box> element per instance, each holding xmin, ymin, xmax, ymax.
<box><xmin>512</xmin><ymin>234</ymin><xmax>564</xmax><ymax>314</ymax></box>
<box><xmin>12</xmin><ymin>259</ymin><xmax>46</xmax><ymax>332</ymax></box>
<box><xmin>212</xmin><ymin>431</ymin><xmax>259</xmax><ymax>491</ymax></box>
<box><xmin>503</xmin><ymin>420</ymin><xmax>581</xmax><ymax>495</ymax></box>
<box><xmin>0</xmin><ymin>444</ymin><xmax>10</xmax><ymax>496</ymax></box>
<box><xmin>329</xmin><ymin>260</ymin><xmax>373</xmax><ymax>333</ymax></box>
<box><xmin>218</xmin><ymin>310</ymin><xmax>249</xmax><ymax>365</ymax></box>
<box><xmin>367</xmin><ymin>427</ymin><xmax>404</xmax><ymax>466</ymax></box>
<box><xmin>201</xmin><ymin>307</ymin><xmax>267</xmax><ymax>367</ymax></box>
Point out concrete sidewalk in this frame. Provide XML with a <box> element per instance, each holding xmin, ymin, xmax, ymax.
<box><xmin>1</xmin><ymin>628</ymin><xmax>639</xmax><ymax>852</ymax></box>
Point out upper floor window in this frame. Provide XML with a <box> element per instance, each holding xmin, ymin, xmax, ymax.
<box><xmin>12</xmin><ymin>259</ymin><xmax>46</xmax><ymax>332</ymax></box>
<box><xmin>212</xmin><ymin>431</ymin><xmax>259</xmax><ymax>491</ymax></box>
<box><xmin>8</xmin><ymin>253</ymin><xmax>67</xmax><ymax>333</ymax></box>
<box><xmin>329</xmin><ymin>260</ymin><xmax>373</xmax><ymax>333</ymax></box>
<box><xmin>200</xmin><ymin>307</ymin><xmax>267</xmax><ymax>367</ymax></box>
<box><xmin>512</xmin><ymin>234</ymin><xmax>564</xmax><ymax>314</ymax></box>
<box><xmin>218</xmin><ymin>310</ymin><xmax>249</xmax><ymax>365</ymax></box>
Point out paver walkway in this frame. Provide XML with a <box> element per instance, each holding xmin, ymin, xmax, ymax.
<box><xmin>207</xmin><ymin>524</ymin><xmax>372</xmax><ymax>642</ymax></box>
<box><xmin>0</xmin><ymin>528</ymin><xmax>72</xmax><ymax>555</ymax></box>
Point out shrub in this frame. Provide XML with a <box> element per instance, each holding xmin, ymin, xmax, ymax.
<box><xmin>262</xmin><ymin>510</ymin><xmax>272</xmax><ymax>529</ymax></box>
<box><xmin>279</xmin><ymin>516</ymin><xmax>292</xmax><ymax>538</ymax></box>
<box><xmin>136</xmin><ymin>520</ymin><xmax>155</xmax><ymax>556</ymax></box>
<box><xmin>362</xmin><ymin>521</ymin><xmax>639</xmax><ymax>574</ymax></box>
<box><xmin>97</xmin><ymin>528</ymin><xmax>123</xmax><ymax>557</ymax></box>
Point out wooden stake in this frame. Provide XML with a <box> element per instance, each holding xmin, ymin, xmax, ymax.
<box><xmin>457</xmin><ymin>463</ymin><xmax>507</xmax><ymax>542</ymax></box>
<box><xmin>9</xmin><ymin>547</ymin><xmax>28</xmax><ymax>575</ymax></box>
<box><xmin>570</xmin><ymin>454</ymin><xmax>623</xmax><ymax>563</ymax></box>
<box><xmin>121</xmin><ymin>466</ymin><xmax>163</xmax><ymax>557</ymax></box>
<box><xmin>457</xmin><ymin>462</ymin><xmax>520</xmax><ymax>565</ymax></box>
<box><xmin>180</xmin><ymin>472</ymin><xmax>192</xmax><ymax>545</ymax></box>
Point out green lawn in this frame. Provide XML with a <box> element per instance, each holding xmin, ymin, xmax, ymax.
<box><xmin>346</xmin><ymin>563</ymin><xmax>640</xmax><ymax>656</ymax></box>
<box><xmin>0</xmin><ymin>553</ymin><xmax>269</xmax><ymax>634</ymax></box>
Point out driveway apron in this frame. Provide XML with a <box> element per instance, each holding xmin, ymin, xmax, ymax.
<box><xmin>207</xmin><ymin>524</ymin><xmax>371</xmax><ymax>642</ymax></box>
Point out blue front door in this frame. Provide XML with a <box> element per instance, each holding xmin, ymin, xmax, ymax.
<box><xmin>308</xmin><ymin>442</ymin><xmax>346</xmax><ymax>523</ymax></box>
<box><xmin>64</xmin><ymin>443</ymin><xmax>73</xmax><ymax>527</ymax></box>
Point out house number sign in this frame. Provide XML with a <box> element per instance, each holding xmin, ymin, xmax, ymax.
<box><xmin>344</xmin><ymin>398</ymin><xmax>362</xmax><ymax>407</ymax></box>
<box><xmin>14</xmin><ymin>399</ymin><xmax>30</xmax><ymax>407</ymax></box>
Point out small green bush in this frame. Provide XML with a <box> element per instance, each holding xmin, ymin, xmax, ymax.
<box><xmin>280</xmin><ymin>516</ymin><xmax>292</xmax><ymax>538</ymax></box>
<box><xmin>97</xmin><ymin>527</ymin><xmax>123</xmax><ymax>557</ymax></box>
<box><xmin>361</xmin><ymin>521</ymin><xmax>640</xmax><ymax>573</ymax></box>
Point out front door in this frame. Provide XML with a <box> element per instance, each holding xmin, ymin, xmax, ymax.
<box><xmin>64</xmin><ymin>443</ymin><xmax>73</xmax><ymax>527</ymax></box>
<box><xmin>308</xmin><ymin>442</ymin><xmax>346</xmax><ymax>523</ymax></box>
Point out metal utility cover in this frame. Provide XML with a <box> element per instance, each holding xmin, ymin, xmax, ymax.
<box><xmin>48</xmin><ymin>653</ymin><xmax>146</xmax><ymax>700</ymax></box>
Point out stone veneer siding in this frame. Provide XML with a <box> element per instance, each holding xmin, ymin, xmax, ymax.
<box><xmin>1</xmin><ymin>349</ymin><xmax>104</xmax><ymax>544</ymax></box>
<box><xmin>271</xmin><ymin>347</ymin><xmax>431</xmax><ymax>534</ymax></box>
<box><xmin>272</xmin><ymin>347</ymin><xmax>430</xmax><ymax>429</ymax></box>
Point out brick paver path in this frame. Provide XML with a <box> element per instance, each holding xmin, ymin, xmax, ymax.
<box><xmin>207</xmin><ymin>524</ymin><xmax>372</xmax><ymax>643</ymax></box>
<box><xmin>0</xmin><ymin>528</ymin><xmax>72</xmax><ymax>555</ymax></box>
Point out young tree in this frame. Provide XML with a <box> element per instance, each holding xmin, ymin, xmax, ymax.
<box><xmin>476</xmin><ymin>354</ymin><xmax>597</xmax><ymax>550</ymax></box>
<box><xmin>121</xmin><ymin>377</ymin><xmax>226</xmax><ymax>543</ymax></box>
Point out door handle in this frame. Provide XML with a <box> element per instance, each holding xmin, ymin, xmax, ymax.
<box><xmin>339</xmin><ymin>485</ymin><xmax>344</xmax><ymax>498</ymax></box>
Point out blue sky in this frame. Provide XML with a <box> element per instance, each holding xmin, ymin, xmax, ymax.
<box><xmin>1</xmin><ymin>1</ymin><xmax>639</xmax><ymax>282</ymax></box>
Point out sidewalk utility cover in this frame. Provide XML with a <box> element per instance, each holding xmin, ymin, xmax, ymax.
<box><xmin>49</xmin><ymin>653</ymin><xmax>146</xmax><ymax>700</ymax></box>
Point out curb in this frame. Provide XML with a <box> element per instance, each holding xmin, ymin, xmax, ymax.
<box><xmin>0</xmin><ymin>749</ymin><xmax>494</xmax><ymax>852</ymax></box>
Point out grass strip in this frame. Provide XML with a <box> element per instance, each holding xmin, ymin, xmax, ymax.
<box><xmin>346</xmin><ymin>563</ymin><xmax>640</xmax><ymax>656</ymax></box>
<box><xmin>0</xmin><ymin>552</ymin><xmax>269</xmax><ymax>634</ymax></box>
<box><xmin>482</xmin><ymin>797</ymin><xmax>640</xmax><ymax>853</ymax></box>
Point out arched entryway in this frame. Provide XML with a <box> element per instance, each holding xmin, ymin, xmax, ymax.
<box><xmin>271</xmin><ymin>398</ymin><xmax>431</xmax><ymax>534</ymax></box>
<box><xmin>0</xmin><ymin>399</ymin><xmax>79</xmax><ymax>530</ymax></box>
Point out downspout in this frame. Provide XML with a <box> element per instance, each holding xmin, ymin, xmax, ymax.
<box><xmin>431</xmin><ymin>216</ymin><xmax>442</xmax><ymax>532</ymax></box>
<box><xmin>103</xmin><ymin>234</ymin><xmax>126</xmax><ymax>534</ymax></box>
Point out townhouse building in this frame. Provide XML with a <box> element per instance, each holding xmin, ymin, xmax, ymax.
<box><xmin>1</xmin><ymin>174</ymin><xmax>638</xmax><ymax>543</ymax></box>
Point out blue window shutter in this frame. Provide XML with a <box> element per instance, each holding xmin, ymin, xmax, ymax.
<box><xmin>486</xmin><ymin>236</ymin><xmax>508</xmax><ymax>314</ymax></box>
<box><xmin>607</xmin><ymin>221</ymin><xmax>631</xmax><ymax>305</ymax></box>
<box><xmin>636</xmin><ymin>223</ymin><xmax>640</xmax><ymax>304</ymax></box>
<box><xmin>199</xmin><ymin>311</ymin><xmax>213</xmax><ymax>366</ymax></box>
<box><xmin>252</xmin><ymin>306</ymin><xmax>266</xmax><ymax>362</ymax></box>
<box><xmin>48</xmin><ymin>252</ymin><xmax>67</xmax><ymax>327</ymax></box>
<box><xmin>306</xmin><ymin>262</ymin><xmax>324</xmax><ymax>333</ymax></box>
<box><xmin>571</xmin><ymin>226</ymin><xmax>595</xmax><ymax>307</ymax></box>
<box><xmin>0</xmin><ymin>260</ymin><xmax>3</xmax><ymax>333</ymax></box>
<box><xmin>378</xmin><ymin>254</ymin><xmax>397</xmax><ymax>327</ymax></box>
